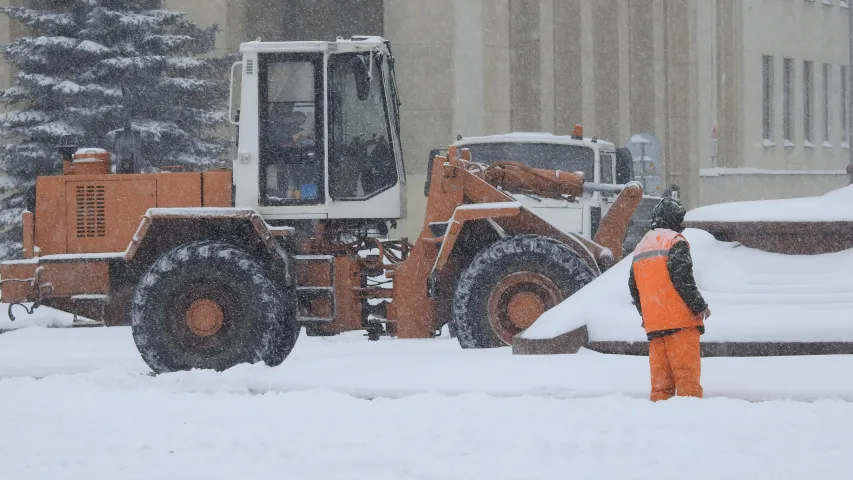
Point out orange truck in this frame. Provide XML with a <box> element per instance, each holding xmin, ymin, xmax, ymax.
<box><xmin>0</xmin><ymin>36</ymin><xmax>643</xmax><ymax>373</ymax></box>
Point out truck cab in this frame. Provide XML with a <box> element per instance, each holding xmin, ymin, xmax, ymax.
<box><xmin>445</xmin><ymin>128</ymin><xmax>668</xmax><ymax>254</ymax></box>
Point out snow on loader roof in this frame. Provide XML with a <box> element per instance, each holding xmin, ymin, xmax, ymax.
<box><xmin>514</xmin><ymin>227</ymin><xmax>853</xmax><ymax>355</ymax></box>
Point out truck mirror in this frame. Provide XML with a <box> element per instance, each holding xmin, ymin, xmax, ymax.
<box><xmin>56</xmin><ymin>134</ymin><xmax>78</xmax><ymax>162</ymax></box>
<box><xmin>351</xmin><ymin>56</ymin><xmax>371</xmax><ymax>101</ymax></box>
<box><xmin>424</xmin><ymin>149</ymin><xmax>440</xmax><ymax>196</ymax></box>
<box><xmin>615</xmin><ymin>147</ymin><xmax>633</xmax><ymax>184</ymax></box>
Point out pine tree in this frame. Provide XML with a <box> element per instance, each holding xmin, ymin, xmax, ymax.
<box><xmin>0</xmin><ymin>0</ymin><xmax>235</xmax><ymax>259</ymax></box>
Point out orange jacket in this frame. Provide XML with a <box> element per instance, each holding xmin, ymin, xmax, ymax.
<box><xmin>629</xmin><ymin>229</ymin><xmax>708</xmax><ymax>337</ymax></box>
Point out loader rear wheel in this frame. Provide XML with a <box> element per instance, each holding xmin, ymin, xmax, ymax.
<box><xmin>130</xmin><ymin>241</ymin><xmax>298</xmax><ymax>374</ymax></box>
<box><xmin>451</xmin><ymin>234</ymin><xmax>597</xmax><ymax>348</ymax></box>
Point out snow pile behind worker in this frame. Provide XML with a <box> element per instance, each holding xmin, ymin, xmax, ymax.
<box><xmin>519</xmin><ymin>227</ymin><xmax>853</xmax><ymax>344</ymax></box>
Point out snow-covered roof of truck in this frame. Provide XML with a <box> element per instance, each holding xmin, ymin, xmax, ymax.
<box><xmin>452</xmin><ymin>132</ymin><xmax>616</xmax><ymax>150</ymax></box>
<box><xmin>240</xmin><ymin>36</ymin><xmax>389</xmax><ymax>54</ymax></box>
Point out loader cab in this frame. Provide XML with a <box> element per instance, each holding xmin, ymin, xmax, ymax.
<box><xmin>230</xmin><ymin>36</ymin><xmax>406</xmax><ymax>222</ymax></box>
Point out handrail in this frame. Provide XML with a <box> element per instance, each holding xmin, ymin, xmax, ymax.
<box><xmin>228</xmin><ymin>61</ymin><xmax>243</xmax><ymax>126</ymax></box>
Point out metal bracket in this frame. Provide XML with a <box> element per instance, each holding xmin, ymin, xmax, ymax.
<box><xmin>0</xmin><ymin>266</ymin><xmax>47</xmax><ymax>321</ymax></box>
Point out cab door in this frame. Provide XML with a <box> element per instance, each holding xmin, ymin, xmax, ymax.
<box><xmin>256</xmin><ymin>53</ymin><xmax>326</xmax><ymax>206</ymax></box>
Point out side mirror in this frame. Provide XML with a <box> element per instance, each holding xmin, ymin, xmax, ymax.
<box><xmin>615</xmin><ymin>147</ymin><xmax>633</xmax><ymax>184</ymax></box>
<box><xmin>351</xmin><ymin>56</ymin><xmax>371</xmax><ymax>101</ymax></box>
<box><xmin>56</xmin><ymin>134</ymin><xmax>77</xmax><ymax>162</ymax></box>
<box><xmin>424</xmin><ymin>149</ymin><xmax>441</xmax><ymax>196</ymax></box>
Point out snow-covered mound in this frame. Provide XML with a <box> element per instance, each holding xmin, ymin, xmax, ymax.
<box><xmin>685</xmin><ymin>183</ymin><xmax>853</xmax><ymax>222</ymax></box>
<box><xmin>0</xmin><ymin>303</ymin><xmax>78</xmax><ymax>331</ymax></box>
<box><xmin>519</xmin><ymin>228</ymin><xmax>853</xmax><ymax>343</ymax></box>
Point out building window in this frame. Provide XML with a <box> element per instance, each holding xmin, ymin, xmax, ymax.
<box><xmin>763</xmin><ymin>55</ymin><xmax>774</xmax><ymax>141</ymax></box>
<box><xmin>804</xmin><ymin>60</ymin><xmax>814</xmax><ymax>145</ymax></box>
<box><xmin>843</xmin><ymin>65</ymin><xmax>849</xmax><ymax>145</ymax></box>
<box><xmin>783</xmin><ymin>58</ymin><xmax>794</xmax><ymax>143</ymax></box>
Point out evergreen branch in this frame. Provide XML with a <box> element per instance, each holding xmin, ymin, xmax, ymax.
<box><xmin>164</xmin><ymin>107</ymin><xmax>228</xmax><ymax>127</ymax></box>
<box><xmin>90</xmin><ymin>7</ymin><xmax>179</xmax><ymax>30</ymax></box>
<box><xmin>0</xmin><ymin>86</ymin><xmax>29</xmax><ymax>105</ymax></box>
<box><xmin>139</xmin><ymin>9</ymin><xmax>186</xmax><ymax>24</ymax></box>
<box><xmin>99</xmin><ymin>55</ymin><xmax>165</xmax><ymax>71</ymax></box>
<box><xmin>29</xmin><ymin>121</ymin><xmax>85</xmax><ymax>138</ymax></box>
<box><xmin>157</xmin><ymin>77</ymin><xmax>211</xmax><ymax>91</ymax></box>
<box><xmin>74</xmin><ymin>40</ymin><xmax>114</xmax><ymax>57</ymax></box>
<box><xmin>164</xmin><ymin>56</ymin><xmax>207</xmax><ymax>70</ymax></box>
<box><xmin>51</xmin><ymin>81</ymin><xmax>123</xmax><ymax>98</ymax></box>
<box><xmin>0</xmin><ymin>110</ymin><xmax>53</xmax><ymax>128</ymax></box>
<box><xmin>4</xmin><ymin>35</ymin><xmax>79</xmax><ymax>54</ymax></box>
<box><xmin>0</xmin><ymin>7</ymin><xmax>76</xmax><ymax>35</ymax></box>
<box><xmin>142</xmin><ymin>34</ymin><xmax>196</xmax><ymax>51</ymax></box>
<box><xmin>17</xmin><ymin>72</ymin><xmax>60</xmax><ymax>88</ymax></box>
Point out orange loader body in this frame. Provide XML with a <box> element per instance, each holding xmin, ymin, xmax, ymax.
<box><xmin>0</xmin><ymin>145</ymin><xmax>642</xmax><ymax>348</ymax></box>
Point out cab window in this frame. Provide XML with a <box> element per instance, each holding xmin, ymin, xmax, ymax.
<box><xmin>327</xmin><ymin>53</ymin><xmax>398</xmax><ymax>200</ymax></box>
<box><xmin>600</xmin><ymin>152</ymin><xmax>615</xmax><ymax>184</ymax></box>
<box><xmin>258</xmin><ymin>54</ymin><xmax>325</xmax><ymax>206</ymax></box>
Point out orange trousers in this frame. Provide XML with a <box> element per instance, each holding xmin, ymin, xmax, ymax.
<box><xmin>648</xmin><ymin>327</ymin><xmax>703</xmax><ymax>401</ymax></box>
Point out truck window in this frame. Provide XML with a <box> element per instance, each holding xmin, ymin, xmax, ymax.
<box><xmin>600</xmin><ymin>152</ymin><xmax>614</xmax><ymax>184</ymax></box>
<box><xmin>463</xmin><ymin>143</ymin><xmax>595</xmax><ymax>181</ymax></box>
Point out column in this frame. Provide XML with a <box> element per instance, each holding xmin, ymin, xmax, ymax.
<box><xmin>454</xmin><ymin>0</ymin><xmax>486</xmax><ymax>137</ymax></box>
<box><xmin>509</xmin><ymin>0</ymin><xmax>541</xmax><ymax>131</ymax></box>
<box><xmin>553</xmin><ymin>0</ymin><xmax>583</xmax><ymax>135</ymax></box>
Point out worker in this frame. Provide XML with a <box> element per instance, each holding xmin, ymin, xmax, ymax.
<box><xmin>628</xmin><ymin>197</ymin><xmax>711</xmax><ymax>401</ymax></box>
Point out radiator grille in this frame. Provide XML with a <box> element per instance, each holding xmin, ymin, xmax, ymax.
<box><xmin>75</xmin><ymin>184</ymin><xmax>106</xmax><ymax>238</ymax></box>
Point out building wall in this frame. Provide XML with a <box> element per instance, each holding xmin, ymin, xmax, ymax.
<box><xmin>742</xmin><ymin>0</ymin><xmax>849</xmax><ymax>169</ymax></box>
<box><xmin>699</xmin><ymin>0</ymin><xmax>851</xmax><ymax>204</ymax></box>
<box><xmin>0</xmin><ymin>0</ymin><xmax>11</xmax><ymax>115</ymax></box>
<box><xmin>1</xmin><ymin>0</ymin><xmax>850</xmax><ymax>236</ymax></box>
<box><xmin>0</xmin><ymin>0</ymin><xmax>27</xmax><ymax>115</ymax></box>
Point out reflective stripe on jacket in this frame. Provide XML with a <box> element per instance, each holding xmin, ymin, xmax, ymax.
<box><xmin>631</xmin><ymin>229</ymin><xmax>705</xmax><ymax>334</ymax></box>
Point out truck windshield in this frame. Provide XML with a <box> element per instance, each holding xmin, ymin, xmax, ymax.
<box><xmin>462</xmin><ymin>142</ymin><xmax>595</xmax><ymax>181</ymax></box>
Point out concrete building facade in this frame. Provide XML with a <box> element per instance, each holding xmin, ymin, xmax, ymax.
<box><xmin>0</xmin><ymin>0</ymin><xmax>25</xmax><ymax>115</ymax></box>
<box><xmin>1</xmin><ymin>0</ymin><xmax>851</xmax><ymax>238</ymax></box>
<box><xmin>699</xmin><ymin>0</ymin><xmax>852</xmax><ymax>206</ymax></box>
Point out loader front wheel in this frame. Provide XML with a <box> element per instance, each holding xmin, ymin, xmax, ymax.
<box><xmin>130</xmin><ymin>241</ymin><xmax>298</xmax><ymax>374</ymax></box>
<box><xmin>451</xmin><ymin>235</ymin><xmax>597</xmax><ymax>348</ymax></box>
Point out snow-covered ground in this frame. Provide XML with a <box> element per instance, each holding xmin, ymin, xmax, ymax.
<box><xmin>0</xmin><ymin>324</ymin><xmax>852</xmax><ymax>479</ymax></box>
<box><xmin>521</xmin><ymin>228</ymin><xmax>853</xmax><ymax>344</ymax></box>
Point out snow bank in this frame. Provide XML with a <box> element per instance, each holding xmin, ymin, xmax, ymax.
<box><xmin>0</xmin><ymin>303</ymin><xmax>78</xmax><ymax>331</ymax></box>
<box><xmin>685</xmin><ymin>183</ymin><xmax>853</xmax><ymax>222</ymax></box>
<box><xmin>520</xmin><ymin>228</ymin><xmax>853</xmax><ymax>343</ymax></box>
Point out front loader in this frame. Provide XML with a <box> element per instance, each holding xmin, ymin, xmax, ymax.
<box><xmin>0</xmin><ymin>36</ymin><xmax>643</xmax><ymax>373</ymax></box>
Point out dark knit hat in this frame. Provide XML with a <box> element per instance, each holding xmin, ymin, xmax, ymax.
<box><xmin>650</xmin><ymin>196</ymin><xmax>687</xmax><ymax>232</ymax></box>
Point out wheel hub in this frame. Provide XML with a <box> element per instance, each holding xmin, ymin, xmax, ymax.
<box><xmin>506</xmin><ymin>291</ymin><xmax>546</xmax><ymax>329</ymax></box>
<box><xmin>185</xmin><ymin>299</ymin><xmax>225</xmax><ymax>337</ymax></box>
<box><xmin>488</xmin><ymin>272</ymin><xmax>563</xmax><ymax>344</ymax></box>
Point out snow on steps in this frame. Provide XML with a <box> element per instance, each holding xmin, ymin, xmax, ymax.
<box><xmin>513</xmin><ymin>228</ymin><xmax>853</xmax><ymax>356</ymax></box>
